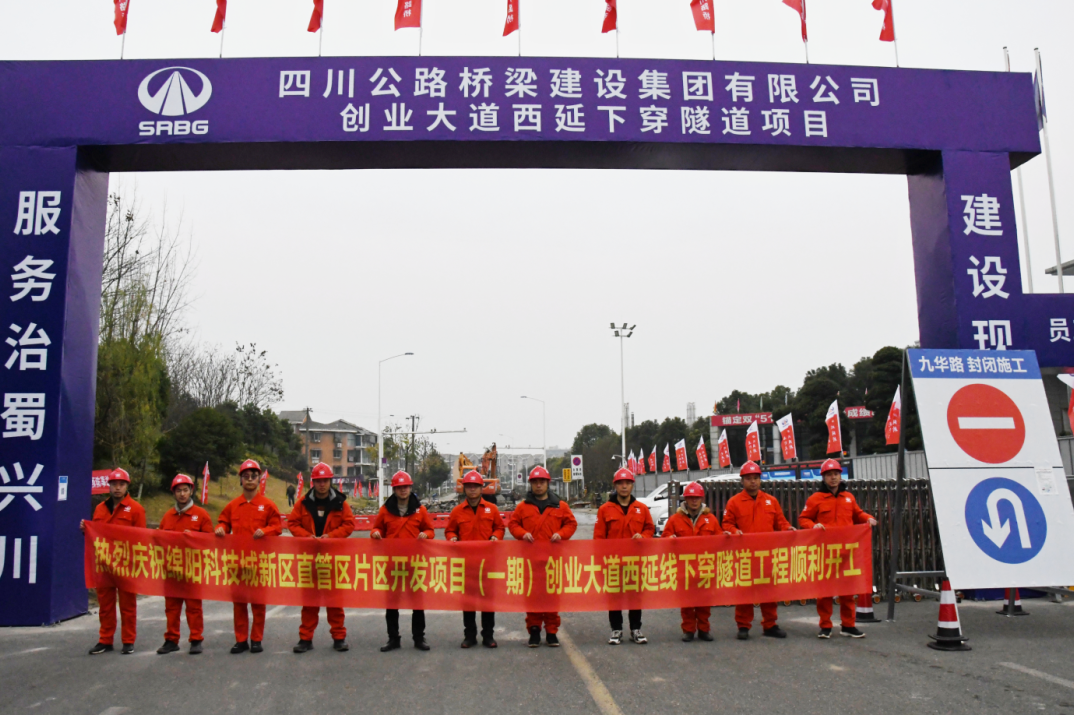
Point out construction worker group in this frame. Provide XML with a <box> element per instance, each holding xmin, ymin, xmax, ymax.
<box><xmin>83</xmin><ymin>457</ymin><xmax>877</xmax><ymax>655</ymax></box>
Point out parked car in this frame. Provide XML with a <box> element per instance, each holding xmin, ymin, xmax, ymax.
<box><xmin>640</xmin><ymin>475</ymin><xmax>738</xmax><ymax>536</ymax></box>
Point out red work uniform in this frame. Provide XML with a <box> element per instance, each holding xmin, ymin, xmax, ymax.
<box><xmin>798</xmin><ymin>483</ymin><xmax>874</xmax><ymax>629</ymax></box>
<box><xmin>92</xmin><ymin>494</ymin><xmax>146</xmax><ymax>646</ymax></box>
<box><xmin>661</xmin><ymin>504</ymin><xmax>722</xmax><ymax>634</ymax></box>
<box><xmin>216</xmin><ymin>493</ymin><xmax>282</xmax><ymax>643</ymax></box>
<box><xmin>159</xmin><ymin>502</ymin><xmax>214</xmax><ymax>644</ymax></box>
<box><xmin>508</xmin><ymin>493</ymin><xmax>577</xmax><ymax>634</ymax></box>
<box><xmin>372</xmin><ymin>493</ymin><xmax>436</xmax><ymax>642</ymax></box>
<box><xmin>595</xmin><ymin>496</ymin><xmax>655</xmax><ymax>633</ymax></box>
<box><xmin>722</xmin><ymin>489</ymin><xmax>794</xmax><ymax>632</ymax></box>
<box><xmin>287</xmin><ymin>488</ymin><xmax>356</xmax><ymax>642</ymax></box>
<box><xmin>446</xmin><ymin>498</ymin><xmax>506</xmax><ymax>641</ymax></box>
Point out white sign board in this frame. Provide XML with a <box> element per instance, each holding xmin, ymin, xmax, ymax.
<box><xmin>911</xmin><ymin>349</ymin><xmax>1074</xmax><ymax>589</ymax></box>
<box><xmin>571</xmin><ymin>455</ymin><xmax>584</xmax><ymax>482</ymax></box>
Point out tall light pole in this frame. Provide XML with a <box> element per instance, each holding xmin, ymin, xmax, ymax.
<box><xmin>520</xmin><ymin>396</ymin><xmax>546</xmax><ymax>468</ymax></box>
<box><xmin>378</xmin><ymin>352</ymin><xmax>413</xmax><ymax>506</ymax></box>
<box><xmin>610</xmin><ymin>323</ymin><xmax>634</xmax><ymax>468</ymax></box>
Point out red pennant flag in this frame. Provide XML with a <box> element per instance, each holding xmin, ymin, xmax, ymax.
<box><xmin>825</xmin><ymin>399</ymin><xmax>842</xmax><ymax>454</ymax></box>
<box><xmin>504</xmin><ymin>0</ymin><xmax>519</xmax><ymax>36</ymax></box>
<box><xmin>884</xmin><ymin>386</ymin><xmax>902</xmax><ymax>446</ymax></box>
<box><xmin>696</xmin><ymin>437</ymin><xmax>710</xmax><ymax>470</ymax></box>
<box><xmin>296</xmin><ymin>472</ymin><xmax>304</xmax><ymax>497</ymax></box>
<box><xmin>396</xmin><ymin>0</ymin><xmax>422</xmax><ymax>30</ymax></box>
<box><xmin>200</xmin><ymin>462</ymin><xmax>211</xmax><ymax>505</ymax></box>
<box><xmin>114</xmin><ymin>0</ymin><xmax>131</xmax><ymax>35</ymax></box>
<box><xmin>259</xmin><ymin>469</ymin><xmax>269</xmax><ymax>495</ymax></box>
<box><xmin>627</xmin><ymin>450</ymin><xmax>637</xmax><ymax>475</ymax></box>
<box><xmin>648</xmin><ymin>448</ymin><xmax>658</xmax><ymax>474</ymax></box>
<box><xmin>717</xmin><ymin>430</ymin><xmax>731</xmax><ymax>468</ymax></box>
<box><xmin>745</xmin><ymin>421</ymin><xmax>762</xmax><ymax>462</ymax></box>
<box><xmin>352</xmin><ymin>480</ymin><xmax>358</xmax><ymax>498</ymax></box>
<box><xmin>308</xmin><ymin>0</ymin><xmax>324</xmax><ymax>32</ymax></box>
<box><xmin>674</xmin><ymin>439</ymin><xmax>689</xmax><ymax>471</ymax></box>
<box><xmin>211</xmin><ymin>0</ymin><xmax>227</xmax><ymax>33</ymax></box>
<box><xmin>783</xmin><ymin>0</ymin><xmax>807</xmax><ymax>41</ymax></box>
<box><xmin>637</xmin><ymin>449</ymin><xmax>647</xmax><ymax>475</ymax></box>
<box><xmin>662</xmin><ymin>444</ymin><xmax>672</xmax><ymax>473</ymax></box>
<box><xmin>871</xmin><ymin>0</ymin><xmax>895</xmax><ymax>42</ymax></box>
<box><xmin>602</xmin><ymin>0</ymin><xmax>617</xmax><ymax>33</ymax></box>
<box><xmin>777</xmin><ymin>414</ymin><xmax>797</xmax><ymax>461</ymax></box>
<box><xmin>690</xmin><ymin>0</ymin><xmax>714</xmax><ymax>33</ymax></box>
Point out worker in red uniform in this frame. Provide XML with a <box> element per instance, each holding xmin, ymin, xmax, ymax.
<box><xmin>371</xmin><ymin>470</ymin><xmax>435</xmax><ymax>652</ymax></box>
<box><xmin>662</xmin><ymin>481</ymin><xmax>723</xmax><ymax>641</ymax></box>
<box><xmin>798</xmin><ymin>458</ymin><xmax>878</xmax><ymax>639</ymax></box>
<box><xmin>287</xmin><ymin>462</ymin><xmax>356</xmax><ymax>653</ymax></box>
<box><xmin>594</xmin><ymin>467</ymin><xmax>654</xmax><ymax>645</ymax></box>
<box><xmin>82</xmin><ymin>467</ymin><xmax>146</xmax><ymax>655</ymax></box>
<box><xmin>723</xmin><ymin>461</ymin><xmax>795</xmax><ymax>640</ymax></box>
<box><xmin>215</xmin><ymin>459</ymin><xmax>282</xmax><ymax>654</ymax></box>
<box><xmin>508</xmin><ymin>465</ymin><xmax>577</xmax><ymax>648</ymax></box>
<box><xmin>446</xmin><ymin>470</ymin><xmax>505</xmax><ymax>648</ymax></box>
<box><xmin>156</xmin><ymin>474</ymin><xmax>214</xmax><ymax>655</ymax></box>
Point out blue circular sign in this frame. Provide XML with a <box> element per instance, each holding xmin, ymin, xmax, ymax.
<box><xmin>964</xmin><ymin>477</ymin><xmax>1047</xmax><ymax>564</ymax></box>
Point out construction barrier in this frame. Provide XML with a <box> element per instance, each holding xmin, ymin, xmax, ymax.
<box><xmin>282</xmin><ymin>512</ymin><xmax>514</xmax><ymax>532</ymax></box>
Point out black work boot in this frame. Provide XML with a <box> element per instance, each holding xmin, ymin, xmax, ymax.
<box><xmin>250</xmin><ymin>641</ymin><xmax>263</xmax><ymax>653</ymax></box>
<box><xmin>88</xmin><ymin>642</ymin><xmax>113</xmax><ymax>655</ymax></box>
<box><xmin>230</xmin><ymin>641</ymin><xmax>249</xmax><ymax>654</ymax></box>
<box><xmin>528</xmin><ymin>627</ymin><xmax>541</xmax><ymax>648</ymax></box>
<box><xmin>156</xmin><ymin>640</ymin><xmax>180</xmax><ymax>655</ymax></box>
<box><xmin>380</xmin><ymin>638</ymin><xmax>401</xmax><ymax>652</ymax></box>
<box><xmin>333</xmin><ymin>639</ymin><xmax>349</xmax><ymax>652</ymax></box>
<box><xmin>189</xmin><ymin>641</ymin><xmax>203</xmax><ymax>655</ymax></box>
<box><xmin>293</xmin><ymin>639</ymin><xmax>314</xmax><ymax>653</ymax></box>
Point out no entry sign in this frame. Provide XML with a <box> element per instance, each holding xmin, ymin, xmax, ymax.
<box><xmin>945</xmin><ymin>384</ymin><xmax>1026</xmax><ymax>464</ymax></box>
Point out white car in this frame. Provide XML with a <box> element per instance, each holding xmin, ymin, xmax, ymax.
<box><xmin>639</xmin><ymin>474</ymin><xmax>738</xmax><ymax>535</ymax></box>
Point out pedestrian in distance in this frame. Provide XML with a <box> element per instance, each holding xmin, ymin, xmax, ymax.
<box><xmin>215</xmin><ymin>459</ymin><xmax>282</xmax><ymax>654</ymax></box>
<box><xmin>508</xmin><ymin>465</ymin><xmax>577</xmax><ymax>648</ymax></box>
<box><xmin>661</xmin><ymin>481</ymin><xmax>723</xmax><ymax>642</ymax></box>
<box><xmin>286</xmin><ymin>462</ymin><xmax>356</xmax><ymax>654</ymax></box>
<box><xmin>723</xmin><ymin>461</ymin><xmax>795</xmax><ymax>641</ymax></box>
<box><xmin>446</xmin><ymin>470</ymin><xmax>505</xmax><ymax>648</ymax></box>
<box><xmin>594</xmin><ymin>467</ymin><xmax>654</xmax><ymax>645</ymax></box>
<box><xmin>371</xmin><ymin>470</ymin><xmax>435</xmax><ymax>652</ymax></box>
<box><xmin>798</xmin><ymin>458</ymin><xmax>878</xmax><ymax>639</ymax></box>
<box><xmin>82</xmin><ymin>468</ymin><xmax>146</xmax><ymax>655</ymax></box>
<box><xmin>286</xmin><ymin>482</ymin><xmax>297</xmax><ymax>507</ymax></box>
<box><xmin>156</xmin><ymin>474</ymin><xmax>215</xmax><ymax>655</ymax></box>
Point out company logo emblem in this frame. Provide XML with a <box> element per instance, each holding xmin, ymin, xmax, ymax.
<box><xmin>138</xmin><ymin>67</ymin><xmax>212</xmax><ymax>116</ymax></box>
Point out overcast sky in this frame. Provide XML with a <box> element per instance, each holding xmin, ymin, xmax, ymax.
<box><xmin>2</xmin><ymin>0</ymin><xmax>1071</xmax><ymax>456</ymax></box>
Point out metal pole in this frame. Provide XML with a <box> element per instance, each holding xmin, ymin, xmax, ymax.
<box><xmin>1036</xmin><ymin>49</ymin><xmax>1064</xmax><ymax>293</ymax></box>
<box><xmin>542</xmin><ymin>401</ymin><xmax>547</xmax><ymax>468</ymax></box>
<box><xmin>890</xmin><ymin>0</ymin><xmax>899</xmax><ymax>67</ymax></box>
<box><xmin>1005</xmin><ymin>48</ymin><xmax>1033</xmax><ymax>293</ymax></box>
<box><xmin>378</xmin><ymin>361</ymin><xmax>383</xmax><ymax>505</ymax></box>
<box><xmin>620</xmin><ymin>334</ymin><xmax>626</xmax><ymax>467</ymax></box>
<box><xmin>219</xmin><ymin>24</ymin><xmax>226</xmax><ymax>59</ymax></box>
<box><xmin>886</xmin><ymin>349</ymin><xmax>909</xmax><ymax>621</ymax></box>
<box><xmin>120</xmin><ymin>31</ymin><xmax>127</xmax><ymax>60</ymax></box>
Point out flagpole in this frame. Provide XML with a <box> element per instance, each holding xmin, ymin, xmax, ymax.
<box><xmin>1036</xmin><ymin>48</ymin><xmax>1064</xmax><ymax>293</ymax></box>
<box><xmin>418</xmin><ymin>0</ymin><xmax>424</xmax><ymax>57</ymax></box>
<box><xmin>890</xmin><ymin>0</ymin><xmax>899</xmax><ymax>67</ymax></box>
<box><xmin>802</xmin><ymin>0</ymin><xmax>808</xmax><ymax>63</ymax></box>
<box><xmin>710</xmin><ymin>31</ymin><xmax>715</xmax><ymax>62</ymax></box>
<box><xmin>219</xmin><ymin>23</ymin><xmax>226</xmax><ymax>58</ymax></box>
<box><xmin>1006</xmin><ymin>47</ymin><xmax>1033</xmax><ymax>293</ymax></box>
<box><xmin>120</xmin><ymin>30</ymin><xmax>127</xmax><ymax>60</ymax></box>
<box><xmin>318</xmin><ymin>3</ymin><xmax>324</xmax><ymax>57</ymax></box>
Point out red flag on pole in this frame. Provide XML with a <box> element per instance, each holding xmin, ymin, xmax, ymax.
<box><xmin>114</xmin><ymin>0</ymin><xmax>131</xmax><ymax>35</ymax></box>
<box><xmin>308</xmin><ymin>0</ymin><xmax>324</xmax><ymax>32</ymax></box>
<box><xmin>602</xmin><ymin>0</ymin><xmax>617</xmax><ymax>33</ymax></box>
<box><xmin>871</xmin><ymin>0</ymin><xmax>895</xmax><ymax>41</ymax></box>
<box><xmin>648</xmin><ymin>448</ymin><xmax>658</xmax><ymax>474</ymax></box>
<box><xmin>259</xmin><ymin>469</ymin><xmax>269</xmax><ymax>495</ymax></box>
<box><xmin>662</xmin><ymin>444</ymin><xmax>672</xmax><ymax>473</ymax></box>
<box><xmin>396</xmin><ymin>0</ymin><xmax>422</xmax><ymax>30</ymax></box>
<box><xmin>504</xmin><ymin>0</ymin><xmax>519</xmax><ymax>36</ymax></box>
<box><xmin>782</xmin><ymin>0</ymin><xmax>807</xmax><ymax>40</ymax></box>
<box><xmin>825</xmin><ymin>399</ymin><xmax>842</xmax><ymax>454</ymax></box>
<box><xmin>200</xmin><ymin>462</ymin><xmax>211</xmax><ymax>505</ymax></box>
<box><xmin>884</xmin><ymin>386</ymin><xmax>902</xmax><ymax>445</ymax></box>
<box><xmin>352</xmin><ymin>480</ymin><xmax>358</xmax><ymax>498</ymax></box>
<box><xmin>717</xmin><ymin>430</ymin><xmax>731</xmax><ymax>468</ymax></box>
<box><xmin>690</xmin><ymin>0</ymin><xmax>714</xmax><ymax>33</ymax></box>
<box><xmin>675</xmin><ymin>439</ymin><xmax>689</xmax><ymax>471</ymax></box>
<box><xmin>745</xmin><ymin>421</ymin><xmax>762</xmax><ymax>462</ymax></box>
<box><xmin>211</xmin><ymin>0</ymin><xmax>227</xmax><ymax>32</ymax></box>
<box><xmin>696</xmin><ymin>437</ymin><xmax>710</xmax><ymax>470</ymax></box>
<box><xmin>296</xmin><ymin>472</ymin><xmax>304</xmax><ymax>497</ymax></box>
<box><xmin>637</xmin><ymin>448</ymin><xmax>646</xmax><ymax>475</ymax></box>
<box><xmin>628</xmin><ymin>450</ymin><xmax>637</xmax><ymax>474</ymax></box>
<box><xmin>777</xmin><ymin>414</ymin><xmax>797</xmax><ymax>461</ymax></box>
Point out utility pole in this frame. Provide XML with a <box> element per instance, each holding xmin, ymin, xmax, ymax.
<box><xmin>406</xmin><ymin>414</ymin><xmax>420</xmax><ymax>475</ymax></box>
<box><xmin>610</xmin><ymin>323</ymin><xmax>635</xmax><ymax>467</ymax></box>
<box><xmin>304</xmin><ymin>406</ymin><xmax>312</xmax><ymax>469</ymax></box>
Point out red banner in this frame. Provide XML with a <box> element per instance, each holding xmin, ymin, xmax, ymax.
<box><xmin>844</xmin><ymin>406</ymin><xmax>875</xmax><ymax>420</ymax></box>
<box><xmin>637</xmin><ymin>449</ymin><xmax>646</xmax><ymax>475</ymax></box>
<box><xmin>648</xmin><ymin>448</ymin><xmax>657</xmax><ymax>473</ymax></box>
<box><xmin>601</xmin><ymin>0</ymin><xmax>617</xmax><ymax>33</ymax></box>
<box><xmin>690</xmin><ymin>0</ymin><xmax>714</xmax><ymax>32</ymax></box>
<box><xmin>783</xmin><ymin>0</ymin><xmax>807</xmax><ymax>41</ymax></box>
<box><xmin>91</xmin><ymin>470</ymin><xmax>112</xmax><ymax>496</ymax></box>
<box><xmin>85</xmin><ymin>522</ymin><xmax>871</xmax><ymax>611</ymax></box>
<box><xmin>674</xmin><ymin>439</ymin><xmax>689</xmax><ymax>471</ymax></box>
<box><xmin>503</xmin><ymin>0</ymin><xmax>519</xmax><ymax>36</ymax></box>
<box><xmin>777</xmin><ymin>413</ymin><xmax>797</xmax><ymax>461</ymax></box>
<box><xmin>211</xmin><ymin>0</ymin><xmax>227</xmax><ymax>33</ymax></box>
<box><xmin>745</xmin><ymin>421</ymin><xmax>761</xmax><ymax>462</ymax></box>
<box><xmin>662</xmin><ymin>445</ymin><xmax>672</xmax><ymax>473</ymax></box>
<box><xmin>825</xmin><ymin>399</ymin><xmax>842</xmax><ymax>454</ymax></box>
<box><xmin>717</xmin><ymin>430</ymin><xmax>731</xmax><ymax>468</ymax></box>
<box><xmin>696</xmin><ymin>437</ymin><xmax>710</xmax><ymax>470</ymax></box>
<box><xmin>885</xmin><ymin>386</ymin><xmax>901</xmax><ymax>446</ymax></box>
<box><xmin>308</xmin><ymin>0</ymin><xmax>323</xmax><ymax>32</ymax></box>
<box><xmin>114</xmin><ymin>0</ymin><xmax>130</xmax><ymax>36</ymax></box>
<box><xmin>200</xmin><ymin>462</ymin><xmax>211</xmax><ymax>505</ymax></box>
<box><xmin>872</xmin><ymin>0</ymin><xmax>894</xmax><ymax>42</ymax></box>
<box><xmin>396</xmin><ymin>0</ymin><xmax>422</xmax><ymax>30</ymax></box>
<box><xmin>711</xmin><ymin>413</ymin><xmax>772</xmax><ymax>427</ymax></box>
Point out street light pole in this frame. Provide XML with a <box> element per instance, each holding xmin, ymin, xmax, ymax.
<box><xmin>520</xmin><ymin>396</ymin><xmax>546</xmax><ymax>468</ymax></box>
<box><xmin>378</xmin><ymin>352</ymin><xmax>413</xmax><ymax>506</ymax></box>
<box><xmin>610</xmin><ymin>323</ymin><xmax>634</xmax><ymax>468</ymax></box>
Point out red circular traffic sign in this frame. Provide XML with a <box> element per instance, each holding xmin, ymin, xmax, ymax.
<box><xmin>946</xmin><ymin>384</ymin><xmax>1026</xmax><ymax>463</ymax></box>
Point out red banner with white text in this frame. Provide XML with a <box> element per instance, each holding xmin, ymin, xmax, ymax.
<box><xmin>85</xmin><ymin>522</ymin><xmax>871</xmax><ymax>611</ymax></box>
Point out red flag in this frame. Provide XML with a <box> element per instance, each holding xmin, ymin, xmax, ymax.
<box><xmin>628</xmin><ymin>450</ymin><xmax>637</xmax><ymax>474</ymax></box>
<box><xmin>783</xmin><ymin>0</ymin><xmax>807</xmax><ymax>41</ymax></box>
<box><xmin>675</xmin><ymin>439</ymin><xmax>689</xmax><ymax>471</ymax></box>
<box><xmin>662</xmin><ymin>444</ymin><xmax>672</xmax><ymax>473</ymax></box>
<box><xmin>717</xmin><ymin>430</ymin><xmax>731</xmax><ymax>468</ymax></box>
<box><xmin>211</xmin><ymin>0</ymin><xmax>227</xmax><ymax>33</ymax></box>
<box><xmin>396</xmin><ymin>0</ymin><xmax>422</xmax><ymax>30</ymax></box>
<box><xmin>308</xmin><ymin>0</ymin><xmax>324</xmax><ymax>32</ymax></box>
<box><xmin>696</xmin><ymin>437</ymin><xmax>710</xmax><ymax>470</ymax></box>
<box><xmin>200</xmin><ymin>462</ymin><xmax>211</xmax><ymax>505</ymax></box>
<box><xmin>296</xmin><ymin>472</ymin><xmax>304</xmax><ymax>497</ymax></box>
<box><xmin>745</xmin><ymin>421</ymin><xmax>762</xmax><ymax>462</ymax></box>
<box><xmin>884</xmin><ymin>386</ymin><xmax>902</xmax><ymax>446</ymax></box>
<box><xmin>352</xmin><ymin>480</ymin><xmax>358</xmax><ymax>498</ymax></box>
<box><xmin>777</xmin><ymin>414</ymin><xmax>797</xmax><ymax>461</ymax></box>
<box><xmin>114</xmin><ymin>0</ymin><xmax>131</xmax><ymax>35</ymax></box>
<box><xmin>690</xmin><ymin>0</ymin><xmax>714</xmax><ymax>33</ymax></box>
<box><xmin>871</xmin><ymin>0</ymin><xmax>895</xmax><ymax>42</ymax></box>
<box><xmin>259</xmin><ymin>469</ymin><xmax>269</xmax><ymax>495</ymax></box>
<box><xmin>504</xmin><ymin>0</ymin><xmax>519</xmax><ymax>36</ymax></box>
<box><xmin>637</xmin><ymin>449</ymin><xmax>647</xmax><ymax>475</ymax></box>
<box><xmin>825</xmin><ymin>399</ymin><xmax>842</xmax><ymax>454</ymax></box>
<box><xmin>648</xmin><ymin>448</ymin><xmax>658</xmax><ymax>474</ymax></box>
<box><xmin>602</xmin><ymin>0</ymin><xmax>617</xmax><ymax>33</ymax></box>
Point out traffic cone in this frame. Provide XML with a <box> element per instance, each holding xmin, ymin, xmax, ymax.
<box><xmin>996</xmin><ymin>588</ymin><xmax>1030</xmax><ymax>617</ymax></box>
<box><xmin>927</xmin><ymin>580</ymin><xmax>971</xmax><ymax>651</ymax></box>
<box><xmin>856</xmin><ymin>592</ymin><xmax>880</xmax><ymax>623</ymax></box>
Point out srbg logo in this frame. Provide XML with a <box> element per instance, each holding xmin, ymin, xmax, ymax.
<box><xmin>137</xmin><ymin>67</ymin><xmax>212</xmax><ymax>137</ymax></box>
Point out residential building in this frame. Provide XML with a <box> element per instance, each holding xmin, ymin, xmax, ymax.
<box><xmin>278</xmin><ymin>411</ymin><xmax>378</xmax><ymax>477</ymax></box>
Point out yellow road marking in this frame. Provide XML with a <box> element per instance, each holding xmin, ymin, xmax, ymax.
<box><xmin>557</xmin><ymin>630</ymin><xmax>624</xmax><ymax>715</ymax></box>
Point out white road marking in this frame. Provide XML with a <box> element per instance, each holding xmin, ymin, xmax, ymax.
<box><xmin>1000</xmin><ymin>662</ymin><xmax>1074</xmax><ymax>691</ymax></box>
<box><xmin>0</xmin><ymin>646</ymin><xmax>50</xmax><ymax>658</ymax></box>
<box><xmin>557</xmin><ymin>630</ymin><xmax>624</xmax><ymax>715</ymax></box>
<box><xmin>97</xmin><ymin>708</ymin><xmax>130</xmax><ymax>715</ymax></box>
<box><xmin>265</xmin><ymin>605</ymin><xmax>287</xmax><ymax>618</ymax></box>
<box><xmin>958</xmin><ymin>417</ymin><xmax>1016</xmax><ymax>430</ymax></box>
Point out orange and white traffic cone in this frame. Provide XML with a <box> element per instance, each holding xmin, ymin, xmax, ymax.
<box><xmin>927</xmin><ymin>580</ymin><xmax>971</xmax><ymax>651</ymax></box>
<box><xmin>996</xmin><ymin>588</ymin><xmax>1029</xmax><ymax>616</ymax></box>
<box><xmin>856</xmin><ymin>592</ymin><xmax>880</xmax><ymax>623</ymax></box>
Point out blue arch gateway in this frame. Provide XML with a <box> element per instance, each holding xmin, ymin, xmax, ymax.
<box><xmin>0</xmin><ymin>56</ymin><xmax>1071</xmax><ymax>625</ymax></box>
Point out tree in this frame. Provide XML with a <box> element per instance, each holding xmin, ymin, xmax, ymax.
<box><xmin>861</xmin><ymin>346</ymin><xmax>923</xmax><ymax>452</ymax></box>
<box><xmin>571</xmin><ymin>423</ymin><xmax>616</xmax><ymax>455</ymax></box>
<box><xmin>167</xmin><ymin>342</ymin><xmax>284</xmax><ymax>428</ymax></box>
<box><xmin>157</xmin><ymin>408</ymin><xmax>243</xmax><ymax>489</ymax></box>
<box><xmin>790</xmin><ymin>363</ymin><xmax>850</xmax><ymax>459</ymax></box>
<box><xmin>214</xmin><ymin>402</ymin><xmax>305</xmax><ymax>475</ymax></box>
<box><xmin>414</xmin><ymin>449</ymin><xmax>451</xmax><ymax>495</ymax></box>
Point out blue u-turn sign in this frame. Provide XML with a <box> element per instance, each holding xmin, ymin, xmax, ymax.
<box><xmin>964</xmin><ymin>477</ymin><xmax>1047</xmax><ymax>564</ymax></box>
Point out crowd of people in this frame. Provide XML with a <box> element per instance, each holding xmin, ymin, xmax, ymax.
<box><xmin>81</xmin><ymin>458</ymin><xmax>877</xmax><ymax>655</ymax></box>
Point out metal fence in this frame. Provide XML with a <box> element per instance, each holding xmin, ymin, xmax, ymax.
<box><xmin>849</xmin><ymin>450</ymin><xmax>929</xmax><ymax>481</ymax></box>
<box><xmin>1060</xmin><ymin>436</ymin><xmax>1074</xmax><ymax>477</ymax></box>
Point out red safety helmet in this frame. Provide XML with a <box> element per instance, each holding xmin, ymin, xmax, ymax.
<box><xmin>391</xmin><ymin>470</ymin><xmax>414</xmax><ymax>487</ymax></box>
<box><xmin>682</xmin><ymin>481</ymin><xmax>705</xmax><ymax>498</ymax></box>
<box><xmin>739</xmin><ymin>461</ymin><xmax>762</xmax><ymax>477</ymax></box>
<box><xmin>311</xmin><ymin>462</ymin><xmax>334</xmax><ymax>480</ymax></box>
<box><xmin>109</xmin><ymin>467</ymin><xmax>131</xmax><ymax>484</ymax></box>
<box><xmin>820</xmin><ymin>458</ymin><xmax>843</xmax><ymax>475</ymax></box>
<box><xmin>170</xmin><ymin>473</ymin><xmax>194</xmax><ymax>491</ymax></box>
<box><xmin>238</xmin><ymin>459</ymin><xmax>261</xmax><ymax>474</ymax></box>
<box><xmin>528</xmin><ymin>466</ymin><xmax>551</xmax><ymax>481</ymax></box>
<box><xmin>613</xmin><ymin>467</ymin><xmax>635</xmax><ymax>483</ymax></box>
<box><xmin>461</xmin><ymin>471</ymin><xmax>484</xmax><ymax>486</ymax></box>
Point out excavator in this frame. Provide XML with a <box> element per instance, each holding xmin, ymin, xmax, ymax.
<box><xmin>454</xmin><ymin>444</ymin><xmax>500</xmax><ymax>496</ymax></box>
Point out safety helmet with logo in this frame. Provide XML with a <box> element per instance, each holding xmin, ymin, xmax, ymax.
<box><xmin>682</xmin><ymin>481</ymin><xmax>705</xmax><ymax>498</ymax></box>
<box><xmin>739</xmin><ymin>461</ymin><xmax>762</xmax><ymax>477</ymax></box>
<box><xmin>391</xmin><ymin>470</ymin><xmax>414</xmax><ymax>487</ymax></box>
<box><xmin>110</xmin><ymin>467</ymin><xmax>131</xmax><ymax>484</ymax></box>
<box><xmin>528</xmin><ymin>466</ymin><xmax>551</xmax><ymax>481</ymax></box>
<box><xmin>171</xmin><ymin>473</ymin><xmax>194</xmax><ymax>491</ymax></box>
<box><xmin>613</xmin><ymin>467</ymin><xmax>635</xmax><ymax>483</ymax></box>
<box><xmin>238</xmin><ymin>459</ymin><xmax>261</xmax><ymax>475</ymax></box>
<box><xmin>820</xmin><ymin>458</ymin><xmax>842</xmax><ymax>476</ymax></box>
<box><xmin>461</xmin><ymin>471</ymin><xmax>484</xmax><ymax>486</ymax></box>
<box><xmin>311</xmin><ymin>462</ymin><xmax>334</xmax><ymax>480</ymax></box>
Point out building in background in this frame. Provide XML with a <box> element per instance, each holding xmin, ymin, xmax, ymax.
<box><xmin>687</xmin><ymin>402</ymin><xmax>696</xmax><ymax>423</ymax></box>
<box><xmin>279</xmin><ymin>411</ymin><xmax>377</xmax><ymax>477</ymax></box>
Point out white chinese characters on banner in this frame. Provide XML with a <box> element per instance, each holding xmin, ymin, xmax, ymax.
<box><xmin>10</xmin><ymin>256</ymin><xmax>55</xmax><ymax>303</ymax></box>
<box><xmin>322</xmin><ymin>69</ymin><xmax>355</xmax><ymax>98</ymax></box>
<box><xmin>962</xmin><ymin>194</ymin><xmax>1003</xmax><ymax>236</ymax></box>
<box><xmin>0</xmin><ymin>462</ymin><xmax>44</xmax><ymax>512</ymax></box>
<box><xmin>415</xmin><ymin>68</ymin><xmax>447</xmax><ymax>98</ymax></box>
<box><xmin>460</xmin><ymin>67</ymin><xmax>493</xmax><ymax>98</ymax></box>
<box><xmin>13</xmin><ymin>192</ymin><xmax>62</xmax><ymax>236</ymax></box>
<box><xmin>370</xmin><ymin>68</ymin><xmax>403</xmax><ymax>97</ymax></box>
<box><xmin>426</xmin><ymin>103</ymin><xmax>457</xmax><ymax>131</ymax></box>
<box><xmin>505</xmin><ymin>68</ymin><xmax>538</xmax><ymax>98</ymax></box>
<box><xmin>340</xmin><ymin>103</ymin><xmax>370</xmax><ymax>133</ymax></box>
<box><xmin>594</xmin><ymin>70</ymin><xmax>626</xmax><ymax>99</ymax></box>
<box><xmin>767</xmin><ymin>75</ymin><xmax>798</xmax><ymax>103</ymax></box>
<box><xmin>1050</xmin><ymin>318</ymin><xmax>1071</xmax><ymax>343</ymax></box>
<box><xmin>0</xmin><ymin>535</ymin><xmax>39</xmax><ymax>584</ymax></box>
<box><xmin>971</xmin><ymin>319</ymin><xmax>1013</xmax><ymax>351</ymax></box>
<box><xmin>4</xmin><ymin>323</ymin><xmax>50</xmax><ymax>371</ymax></box>
<box><xmin>279</xmin><ymin>71</ymin><xmax>311</xmax><ymax>97</ymax></box>
<box><xmin>638</xmin><ymin>70</ymin><xmax>671</xmax><ymax>100</ymax></box>
<box><xmin>469</xmin><ymin>103</ymin><xmax>499</xmax><ymax>132</ymax></box>
<box><xmin>724</xmin><ymin>73</ymin><xmax>754</xmax><ymax>102</ymax></box>
<box><xmin>682</xmin><ymin>72</ymin><xmax>713</xmax><ymax>101</ymax></box>
<box><xmin>967</xmin><ymin>256</ymin><xmax>1009</xmax><ymax>299</ymax></box>
<box><xmin>550</xmin><ymin>69</ymin><xmax>583</xmax><ymax>98</ymax></box>
<box><xmin>1</xmin><ymin>394</ymin><xmax>45</xmax><ymax>441</ymax></box>
<box><xmin>810</xmin><ymin>76</ymin><xmax>840</xmax><ymax>104</ymax></box>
